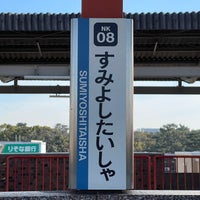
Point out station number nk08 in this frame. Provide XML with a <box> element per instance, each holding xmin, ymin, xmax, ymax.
<box><xmin>94</xmin><ymin>23</ymin><xmax>118</xmax><ymax>46</ymax></box>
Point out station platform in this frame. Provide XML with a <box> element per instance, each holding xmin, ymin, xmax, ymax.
<box><xmin>0</xmin><ymin>190</ymin><xmax>200</xmax><ymax>199</ymax></box>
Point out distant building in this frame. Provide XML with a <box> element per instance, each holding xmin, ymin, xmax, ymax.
<box><xmin>136</xmin><ymin>128</ymin><xmax>160</xmax><ymax>133</ymax></box>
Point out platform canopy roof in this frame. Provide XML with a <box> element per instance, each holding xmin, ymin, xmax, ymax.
<box><xmin>0</xmin><ymin>12</ymin><xmax>200</xmax><ymax>94</ymax></box>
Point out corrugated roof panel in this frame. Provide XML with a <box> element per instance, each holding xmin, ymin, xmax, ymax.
<box><xmin>130</xmin><ymin>12</ymin><xmax>200</xmax><ymax>31</ymax></box>
<box><xmin>0</xmin><ymin>12</ymin><xmax>200</xmax><ymax>31</ymax></box>
<box><xmin>152</xmin><ymin>13</ymin><xmax>159</xmax><ymax>30</ymax></box>
<box><xmin>185</xmin><ymin>12</ymin><xmax>191</xmax><ymax>30</ymax></box>
<box><xmin>132</xmin><ymin>13</ymin><xmax>139</xmax><ymax>30</ymax></box>
<box><xmin>146</xmin><ymin>13</ymin><xmax>153</xmax><ymax>30</ymax></box>
<box><xmin>191</xmin><ymin>12</ymin><xmax>198</xmax><ymax>29</ymax></box>
<box><xmin>0</xmin><ymin>13</ymin><xmax>5</xmax><ymax>30</ymax></box>
<box><xmin>5</xmin><ymin>13</ymin><xmax>12</xmax><ymax>31</ymax></box>
<box><xmin>0</xmin><ymin>13</ymin><xmax>76</xmax><ymax>31</ymax></box>
<box><xmin>0</xmin><ymin>12</ymin><xmax>199</xmax><ymax>67</ymax></box>
<box><xmin>178</xmin><ymin>13</ymin><xmax>185</xmax><ymax>30</ymax></box>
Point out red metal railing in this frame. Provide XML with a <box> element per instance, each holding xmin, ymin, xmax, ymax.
<box><xmin>153</xmin><ymin>155</ymin><xmax>200</xmax><ymax>190</ymax></box>
<box><xmin>134</xmin><ymin>154</ymin><xmax>151</xmax><ymax>189</ymax></box>
<box><xmin>6</xmin><ymin>155</ymin><xmax>69</xmax><ymax>191</ymax></box>
<box><xmin>2</xmin><ymin>154</ymin><xmax>200</xmax><ymax>191</ymax></box>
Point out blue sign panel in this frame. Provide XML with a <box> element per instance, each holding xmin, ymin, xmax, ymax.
<box><xmin>77</xmin><ymin>18</ymin><xmax>89</xmax><ymax>189</ymax></box>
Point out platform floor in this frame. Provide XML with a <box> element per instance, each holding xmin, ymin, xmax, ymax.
<box><xmin>0</xmin><ymin>190</ymin><xmax>200</xmax><ymax>199</ymax></box>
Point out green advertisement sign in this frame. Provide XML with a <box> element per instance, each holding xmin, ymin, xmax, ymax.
<box><xmin>0</xmin><ymin>143</ymin><xmax>40</xmax><ymax>154</ymax></box>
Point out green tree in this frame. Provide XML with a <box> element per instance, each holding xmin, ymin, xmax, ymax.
<box><xmin>134</xmin><ymin>124</ymin><xmax>191</xmax><ymax>153</ymax></box>
<box><xmin>0</xmin><ymin>123</ymin><xmax>70</xmax><ymax>152</ymax></box>
<box><xmin>153</xmin><ymin>124</ymin><xmax>189</xmax><ymax>153</ymax></box>
<box><xmin>185</xmin><ymin>129</ymin><xmax>200</xmax><ymax>151</ymax></box>
<box><xmin>134</xmin><ymin>131</ymin><xmax>156</xmax><ymax>152</ymax></box>
<box><xmin>0</xmin><ymin>124</ymin><xmax>17</xmax><ymax>141</ymax></box>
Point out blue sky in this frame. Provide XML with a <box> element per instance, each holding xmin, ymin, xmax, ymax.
<box><xmin>0</xmin><ymin>0</ymin><xmax>200</xmax><ymax>14</ymax></box>
<box><xmin>1</xmin><ymin>0</ymin><xmax>200</xmax><ymax>129</ymax></box>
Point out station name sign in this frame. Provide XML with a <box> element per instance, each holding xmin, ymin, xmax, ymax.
<box><xmin>70</xmin><ymin>18</ymin><xmax>133</xmax><ymax>190</ymax></box>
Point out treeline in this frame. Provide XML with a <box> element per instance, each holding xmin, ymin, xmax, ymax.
<box><xmin>0</xmin><ymin>123</ymin><xmax>69</xmax><ymax>152</ymax></box>
<box><xmin>135</xmin><ymin>123</ymin><xmax>200</xmax><ymax>153</ymax></box>
<box><xmin>1</xmin><ymin>123</ymin><xmax>200</xmax><ymax>153</ymax></box>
